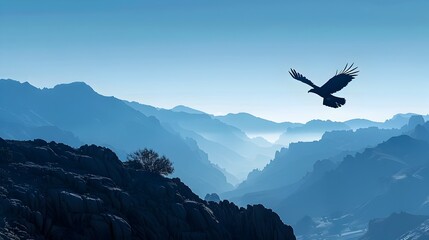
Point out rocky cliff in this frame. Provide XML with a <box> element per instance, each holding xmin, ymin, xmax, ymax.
<box><xmin>0</xmin><ymin>138</ymin><xmax>295</xmax><ymax>240</ymax></box>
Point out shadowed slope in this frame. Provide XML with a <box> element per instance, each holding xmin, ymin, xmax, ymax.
<box><xmin>0</xmin><ymin>138</ymin><xmax>296</xmax><ymax>240</ymax></box>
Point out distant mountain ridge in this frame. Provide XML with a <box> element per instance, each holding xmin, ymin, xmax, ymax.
<box><xmin>278</xmin><ymin>134</ymin><xmax>429</xmax><ymax>222</ymax></box>
<box><xmin>0</xmin><ymin>79</ymin><xmax>232</xmax><ymax>196</ymax></box>
<box><xmin>216</xmin><ymin>112</ymin><xmax>300</xmax><ymax>134</ymax></box>
<box><xmin>1</xmin><ymin>78</ymin><xmax>428</xmax><ymax>198</ymax></box>
<box><xmin>279</xmin><ymin>120</ymin><xmax>429</xmax><ymax>238</ymax></box>
<box><xmin>225</xmin><ymin>126</ymin><xmax>403</xmax><ymax>201</ymax></box>
<box><xmin>125</xmin><ymin>101</ymin><xmax>280</xmax><ymax>181</ymax></box>
<box><xmin>171</xmin><ymin>105</ymin><xmax>207</xmax><ymax>115</ymax></box>
<box><xmin>221</xmin><ymin>116</ymin><xmax>429</xmax><ymax>239</ymax></box>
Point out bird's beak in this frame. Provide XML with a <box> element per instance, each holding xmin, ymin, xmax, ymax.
<box><xmin>307</xmin><ymin>90</ymin><xmax>311</xmax><ymax>93</ymax></box>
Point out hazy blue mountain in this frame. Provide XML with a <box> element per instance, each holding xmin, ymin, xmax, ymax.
<box><xmin>0</xmin><ymin>120</ymin><xmax>82</xmax><ymax>147</ymax></box>
<box><xmin>215</xmin><ymin>165</ymin><xmax>242</xmax><ymax>187</ymax></box>
<box><xmin>270</xmin><ymin>127</ymin><xmax>429</xmax><ymax>239</ymax></box>
<box><xmin>226</xmin><ymin>126</ymin><xmax>402</xmax><ymax>200</ymax></box>
<box><xmin>183</xmin><ymin>131</ymin><xmax>251</xmax><ymax>182</ymax></box>
<box><xmin>126</xmin><ymin>101</ymin><xmax>279</xmax><ymax>180</ymax></box>
<box><xmin>170</xmin><ymin>105</ymin><xmax>207</xmax><ymax>115</ymax></box>
<box><xmin>0</xmin><ymin>80</ymin><xmax>83</xmax><ymax>146</ymax></box>
<box><xmin>410</xmin><ymin>122</ymin><xmax>429</xmax><ymax>142</ymax></box>
<box><xmin>229</xmin><ymin>158</ymin><xmax>339</xmax><ymax>211</ymax></box>
<box><xmin>216</xmin><ymin>112</ymin><xmax>300</xmax><ymax>140</ymax></box>
<box><xmin>275</xmin><ymin>115</ymin><xmax>425</xmax><ymax>147</ymax></box>
<box><xmin>225</xmin><ymin>118</ymin><xmax>429</xmax><ymax>239</ymax></box>
<box><xmin>402</xmin><ymin>115</ymin><xmax>426</xmax><ymax>131</ymax></box>
<box><xmin>250</xmin><ymin>136</ymin><xmax>274</xmax><ymax>148</ymax></box>
<box><xmin>0</xmin><ymin>80</ymin><xmax>50</xmax><ymax>126</ymax></box>
<box><xmin>168</xmin><ymin>124</ymin><xmax>249</xmax><ymax>183</ymax></box>
<box><xmin>344</xmin><ymin>114</ymin><xmax>428</xmax><ymax>131</ymax></box>
<box><xmin>278</xmin><ymin>134</ymin><xmax>429</xmax><ymax>224</ymax></box>
<box><xmin>275</xmin><ymin>120</ymin><xmax>351</xmax><ymax>145</ymax></box>
<box><xmin>385</xmin><ymin>113</ymin><xmax>420</xmax><ymax>128</ymax></box>
<box><xmin>239</xmin><ymin>114</ymin><xmax>422</xmax><ymax>197</ymax></box>
<box><xmin>360</xmin><ymin>212</ymin><xmax>429</xmax><ymax>240</ymax></box>
<box><xmin>0</xmin><ymin>79</ymin><xmax>232</xmax><ymax>196</ymax></box>
<box><xmin>287</xmin><ymin>120</ymin><xmax>351</xmax><ymax>133</ymax></box>
<box><xmin>384</xmin><ymin>113</ymin><xmax>429</xmax><ymax>129</ymax></box>
<box><xmin>344</xmin><ymin>118</ymin><xmax>383</xmax><ymax>130</ymax></box>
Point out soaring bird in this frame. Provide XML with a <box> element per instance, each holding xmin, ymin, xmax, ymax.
<box><xmin>289</xmin><ymin>64</ymin><xmax>358</xmax><ymax>108</ymax></box>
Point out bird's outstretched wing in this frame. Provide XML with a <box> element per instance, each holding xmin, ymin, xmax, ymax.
<box><xmin>320</xmin><ymin>64</ymin><xmax>358</xmax><ymax>94</ymax></box>
<box><xmin>289</xmin><ymin>69</ymin><xmax>318</xmax><ymax>88</ymax></box>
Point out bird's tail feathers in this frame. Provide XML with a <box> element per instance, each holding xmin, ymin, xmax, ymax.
<box><xmin>323</xmin><ymin>96</ymin><xmax>346</xmax><ymax>108</ymax></box>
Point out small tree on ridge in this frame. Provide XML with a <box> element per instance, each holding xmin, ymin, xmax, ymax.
<box><xmin>125</xmin><ymin>148</ymin><xmax>174</xmax><ymax>176</ymax></box>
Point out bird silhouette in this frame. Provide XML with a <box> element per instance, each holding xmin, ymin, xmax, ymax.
<box><xmin>289</xmin><ymin>64</ymin><xmax>358</xmax><ymax>108</ymax></box>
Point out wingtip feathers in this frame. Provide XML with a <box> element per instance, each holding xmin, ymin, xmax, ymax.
<box><xmin>337</xmin><ymin>63</ymin><xmax>359</xmax><ymax>77</ymax></box>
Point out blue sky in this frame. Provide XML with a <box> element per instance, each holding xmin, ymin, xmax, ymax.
<box><xmin>1</xmin><ymin>0</ymin><xmax>429</xmax><ymax>122</ymax></box>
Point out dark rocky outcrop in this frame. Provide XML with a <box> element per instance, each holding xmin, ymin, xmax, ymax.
<box><xmin>0</xmin><ymin>138</ymin><xmax>295</xmax><ymax>240</ymax></box>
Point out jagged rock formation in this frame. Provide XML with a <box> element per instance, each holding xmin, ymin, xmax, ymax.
<box><xmin>0</xmin><ymin>138</ymin><xmax>295</xmax><ymax>240</ymax></box>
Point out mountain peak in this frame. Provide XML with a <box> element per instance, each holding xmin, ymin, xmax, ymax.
<box><xmin>52</xmin><ymin>81</ymin><xmax>94</xmax><ymax>91</ymax></box>
<box><xmin>408</xmin><ymin>115</ymin><xmax>425</xmax><ymax>127</ymax></box>
<box><xmin>226</xmin><ymin>112</ymin><xmax>252</xmax><ymax>117</ymax></box>
<box><xmin>170</xmin><ymin>105</ymin><xmax>206</xmax><ymax>115</ymax></box>
<box><xmin>49</xmin><ymin>82</ymin><xmax>97</xmax><ymax>96</ymax></box>
<box><xmin>0</xmin><ymin>79</ymin><xmax>39</xmax><ymax>98</ymax></box>
<box><xmin>0</xmin><ymin>79</ymin><xmax>37</xmax><ymax>89</ymax></box>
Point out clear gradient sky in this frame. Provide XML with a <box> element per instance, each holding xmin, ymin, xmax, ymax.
<box><xmin>1</xmin><ymin>0</ymin><xmax>428</xmax><ymax>123</ymax></box>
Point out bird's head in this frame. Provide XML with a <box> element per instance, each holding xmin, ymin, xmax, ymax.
<box><xmin>308</xmin><ymin>89</ymin><xmax>315</xmax><ymax>93</ymax></box>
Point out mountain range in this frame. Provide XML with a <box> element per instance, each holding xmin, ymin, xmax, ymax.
<box><xmin>2</xmin><ymin>79</ymin><xmax>427</xmax><ymax>193</ymax></box>
<box><xmin>215</xmin><ymin>113</ymin><xmax>300</xmax><ymax>142</ymax></box>
<box><xmin>124</xmin><ymin>101</ymin><xmax>279</xmax><ymax>182</ymax></box>
<box><xmin>227</xmin><ymin>117</ymin><xmax>429</xmax><ymax>239</ymax></box>
<box><xmin>0</xmin><ymin>79</ymin><xmax>232</xmax><ymax>196</ymax></box>
<box><xmin>224</xmin><ymin>126</ymin><xmax>404</xmax><ymax>202</ymax></box>
<box><xmin>2</xmin><ymin>78</ymin><xmax>429</xmax><ymax>239</ymax></box>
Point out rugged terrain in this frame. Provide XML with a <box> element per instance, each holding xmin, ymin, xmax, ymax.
<box><xmin>0</xmin><ymin>138</ymin><xmax>295</xmax><ymax>240</ymax></box>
